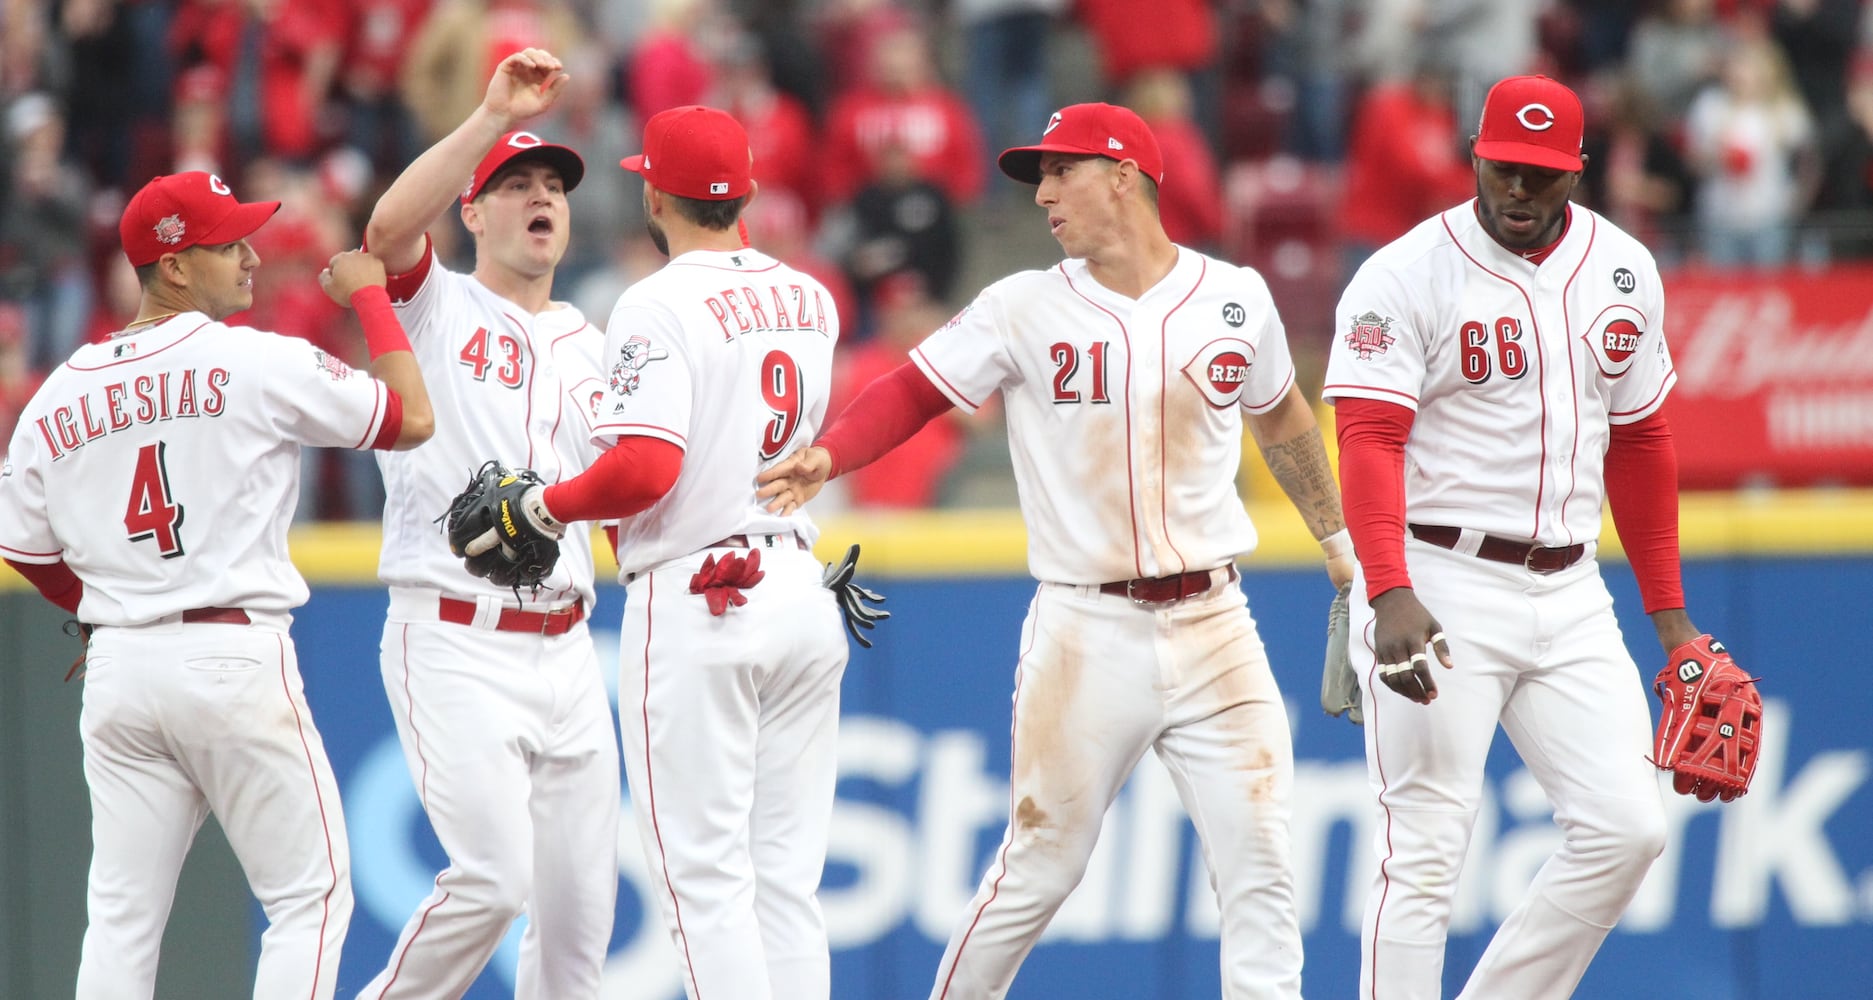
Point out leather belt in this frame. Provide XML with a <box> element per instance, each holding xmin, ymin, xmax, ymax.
<box><xmin>710</xmin><ymin>533</ymin><xmax>809</xmax><ymax>551</ymax></box>
<box><xmin>436</xmin><ymin>596</ymin><xmax>585</xmax><ymax>635</ymax></box>
<box><xmin>1409</xmin><ymin>523</ymin><xmax>1586</xmax><ymax>574</ymax></box>
<box><xmin>1099</xmin><ymin>564</ymin><xmax>1238</xmax><ymax>605</ymax></box>
<box><xmin>181</xmin><ymin>607</ymin><xmax>251</xmax><ymax>625</ymax></box>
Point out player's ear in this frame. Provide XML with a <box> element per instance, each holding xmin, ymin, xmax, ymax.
<box><xmin>460</xmin><ymin>199</ymin><xmax>483</xmax><ymax>238</ymax></box>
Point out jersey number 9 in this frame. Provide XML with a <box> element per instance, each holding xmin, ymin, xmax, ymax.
<box><xmin>759</xmin><ymin>350</ymin><xmax>802</xmax><ymax>460</ymax></box>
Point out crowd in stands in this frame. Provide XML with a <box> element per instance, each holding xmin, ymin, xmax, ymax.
<box><xmin>3</xmin><ymin>0</ymin><xmax>1871</xmax><ymax>517</ymax></box>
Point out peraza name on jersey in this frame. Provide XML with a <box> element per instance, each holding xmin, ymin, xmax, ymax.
<box><xmin>703</xmin><ymin>283</ymin><xmax>830</xmax><ymax>342</ymax></box>
<box><xmin>36</xmin><ymin>367</ymin><xmax>230</xmax><ymax>461</ymax></box>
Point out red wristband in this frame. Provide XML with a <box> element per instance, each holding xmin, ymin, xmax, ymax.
<box><xmin>351</xmin><ymin>285</ymin><xmax>411</xmax><ymax>359</ymax></box>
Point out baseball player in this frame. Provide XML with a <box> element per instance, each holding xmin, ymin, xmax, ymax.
<box><xmin>465</xmin><ymin>104</ymin><xmax>854</xmax><ymax>1000</ymax></box>
<box><xmin>357</xmin><ymin>50</ymin><xmax>621</xmax><ymax>997</ymax></box>
<box><xmin>759</xmin><ymin>102</ymin><xmax>1355</xmax><ymax>999</ymax></box>
<box><xmin>1323</xmin><ymin>75</ymin><xmax>1725</xmax><ymax>999</ymax></box>
<box><xmin>0</xmin><ymin>171</ymin><xmax>434</xmax><ymax>999</ymax></box>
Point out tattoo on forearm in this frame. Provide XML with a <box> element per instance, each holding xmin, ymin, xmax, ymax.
<box><xmin>1261</xmin><ymin>427</ymin><xmax>1346</xmax><ymax>539</ymax></box>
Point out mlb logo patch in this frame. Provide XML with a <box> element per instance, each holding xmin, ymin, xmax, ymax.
<box><xmin>711</xmin><ymin>182</ymin><xmax>729</xmax><ymax>195</ymax></box>
<box><xmin>114</xmin><ymin>342</ymin><xmax>137</xmax><ymax>359</ymax></box>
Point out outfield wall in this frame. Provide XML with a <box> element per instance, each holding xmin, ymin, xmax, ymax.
<box><xmin>3</xmin><ymin>494</ymin><xmax>1869</xmax><ymax>998</ymax></box>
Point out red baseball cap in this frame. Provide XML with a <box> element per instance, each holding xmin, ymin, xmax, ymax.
<box><xmin>1472</xmin><ymin>75</ymin><xmax>1585</xmax><ymax>172</ymax></box>
<box><xmin>119</xmin><ymin>172</ymin><xmax>280</xmax><ymax>267</ymax></box>
<box><xmin>621</xmin><ymin>106</ymin><xmax>753</xmax><ymax>201</ymax></box>
<box><xmin>998</xmin><ymin>103</ymin><xmax>1165</xmax><ymax>185</ymax></box>
<box><xmin>463</xmin><ymin>130</ymin><xmax>586</xmax><ymax>203</ymax></box>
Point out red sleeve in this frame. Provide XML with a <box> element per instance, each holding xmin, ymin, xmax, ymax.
<box><xmin>7</xmin><ymin>558</ymin><xmax>83</xmax><ymax>614</ymax></box>
<box><xmin>367</xmin><ymin>388</ymin><xmax>404</xmax><ymax>450</ymax></box>
<box><xmin>1605</xmin><ymin>410</ymin><xmax>1686</xmax><ymax>613</ymax></box>
<box><xmin>1335</xmin><ymin>397</ymin><xmax>1416</xmax><ymax>602</ymax></box>
<box><xmin>818</xmin><ymin>361</ymin><xmax>955</xmax><ymax>478</ymax></box>
<box><xmin>540</xmin><ymin>436</ymin><xmax>685</xmax><ymax>522</ymax></box>
<box><xmin>351</xmin><ymin>284</ymin><xmax>412</xmax><ymax>359</ymax></box>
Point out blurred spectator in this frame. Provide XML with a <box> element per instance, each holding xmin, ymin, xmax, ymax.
<box><xmin>955</xmin><ymin>0</ymin><xmax>1064</xmax><ymax>190</ymax></box>
<box><xmin>1423</xmin><ymin>0</ymin><xmax>1543</xmax><ymax>135</ymax></box>
<box><xmin>741</xmin><ymin>187</ymin><xmax>860</xmax><ymax>336</ymax></box>
<box><xmin>337</xmin><ymin>0</ymin><xmax>433</xmax><ymax>175</ymax></box>
<box><xmin>1124</xmin><ymin>68</ymin><xmax>1224</xmax><ymax>252</ymax></box>
<box><xmin>1771</xmin><ymin>0</ymin><xmax>1863</xmax><ymax>217</ymax></box>
<box><xmin>1259</xmin><ymin>0</ymin><xmax>1356</xmax><ymax>162</ymax></box>
<box><xmin>1684</xmin><ymin>32</ymin><xmax>1820</xmax><ymax>266</ymax></box>
<box><xmin>1076</xmin><ymin>0</ymin><xmax>1222</xmax><ymax>153</ymax></box>
<box><xmin>0</xmin><ymin>302</ymin><xmax>40</xmax><ymax>444</ymax></box>
<box><xmin>1337</xmin><ymin>63</ymin><xmax>1474</xmax><ymax>279</ymax></box>
<box><xmin>60</xmin><ymin>0</ymin><xmax>177</xmax><ymax>189</ymax></box>
<box><xmin>820</xmin><ymin>22</ymin><xmax>987</xmax><ymax>208</ymax></box>
<box><xmin>812</xmin><ymin>0</ymin><xmax>916</xmax><ymax>100</ymax></box>
<box><xmin>711</xmin><ymin>32</ymin><xmax>820</xmax><ymax>219</ymax></box>
<box><xmin>0</xmin><ymin>94</ymin><xmax>94</xmax><ymax>374</ymax></box>
<box><xmin>1579</xmin><ymin>68</ymin><xmax>1694</xmax><ymax>257</ymax></box>
<box><xmin>79</xmin><ymin>253</ymin><xmax>143</xmax><ymax>346</ymax></box>
<box><xmin>171</xmin><ymin>64</ymin><xmax>230</xmax><ymax>175</ymax></box>
<box><xmin>628</xmin><ymin>0</ymin><xmax>717</xmax><ymax>118</ymax></box>
<box><xmin>569</xmin><ymin>233</ymin><xmax>667</xmax><ymax>332</ymax></box>
<box><xmin>821</xmin><ymin>137</ymin><xmax>961</xmax><ymax>338</ymax></box>
<box><xmin>825</xmin><ymin>273</ymin><xmax>968</xmax><ymax>508</ymax></box>
<box><xmin>170</xmin><ymin>0</ymin><xmax>346</xmax><ymax>166</ymax></box>
<box><xmin>400</xmin><ymin>0</ymin><xmax>586</xmax><ymax>143</ymax></box>
<box><xmin>1627</xmin><ymin>0</ymin><xmax>1729</xmax><ymax>122</ymax></box>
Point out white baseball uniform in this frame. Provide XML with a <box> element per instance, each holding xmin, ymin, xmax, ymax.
<box><xmin>1322</xmin><ymin>202</ymin><xmax>1674</xmax><ymax>999</ymax></box>
<box><xmin>912</xmin><ymin>248</ymin><xmax>1304</xmax><ymax>999</ymax></box>
<box><xmin>0</xmin><ymin>314</ymin><xmax>377</xmax><ymax>998</ymax></box>
<box><xmin>364</xmin><ymin>244</ymin><xmax>620</xmax><ymax>999</ymax></box>
<box><xmin>592</xmin><ymin>246</ymin><xmax>848</xmax><ymax>1000</ymax></box>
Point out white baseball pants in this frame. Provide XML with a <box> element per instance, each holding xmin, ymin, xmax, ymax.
<box><xmin>364</xmin><ymin>599</ymin><xmax>620</xmax><ymax>999</ymax></box>
<box><xmin>617</xmin><ymin>542</ymin><xmax>848</xmax><ymax>1000</ymax></box>
<box><xmin>75</xmin><ymin>614</ymin><xmax>351</xmax><ymax>1000</ymax></box>
<box><xmin>1351</xmin><ymin>539</ymin><xmax>1668</xmax><ymax>1000</ymax></box>
<box><xmin>930</xmin><ymin>577</ymin><xmax>1304</xmax><ymax>1000</ymax></box>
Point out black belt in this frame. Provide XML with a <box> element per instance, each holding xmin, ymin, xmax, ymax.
<box><xmin>1409</xmin><ymin>524</ymin><xmax>1586</xmax><ymax>574</ymax></box>
<box><xmin>1099</xmin><ymin>564</ymin><xmax>1238</xmax><ymax>604</ymax></box>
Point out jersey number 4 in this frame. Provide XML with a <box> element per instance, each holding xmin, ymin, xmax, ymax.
<box><xmin>459</xmin><ymin>326</ymin><xmax>525</xmax><ymax>387</ymax></box>
<box><xmin>125</xmin><ymin>442</ymin><xmax>185</xmax><ymax>558</ymax></box>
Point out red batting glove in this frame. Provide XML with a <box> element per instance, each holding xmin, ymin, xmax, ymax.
<box><xmin>689</xmin><ymin>549</ymin><xmax>766</xmax><ymax>616</ymax></box>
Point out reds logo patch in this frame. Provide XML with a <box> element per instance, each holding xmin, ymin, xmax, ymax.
<box><xmin>153</xmin><ymin>214</ymin><xmax>186</xmax><ymax>246</ymax></box>
<box><xmin>609</xmin><ymin>335</ymin><xmax>669</xmax><ymax>396</ymax></box>
<box><xmin>1180</xmin><ymin>338</ymin><xmax>1256</xmax><ymax>409</ymax></box>
<box><xmin>312</xmin><ymin>349</ymin><xmax>353</xmax><ymax>380</ymax></box>
<box><xmin>1344</xmin><ymin>311</ymin><xmax>1396</xmax><ymax>360</ymax></box>
<box><xmin>1581</xmin><ymin>304</ymin><xmax>1646</xmax><ymax>379</ymax></box>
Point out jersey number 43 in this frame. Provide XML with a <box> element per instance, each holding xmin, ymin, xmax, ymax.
<box><xmin>125</xmin><ymin>441</ymin><xmax>185</xmax><ymax>558</ymax></box>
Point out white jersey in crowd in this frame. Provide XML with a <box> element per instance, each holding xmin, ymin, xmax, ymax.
<box><xmin>911</xmin><ymin>246</ymin><xmax>1295</xmax><ymax>585</ymax></box>
<box><xmin>594</xmin><ymin>247</ymin><xmax>836</xmax><ymax>575</ymax></box>
<box><xmin>1321</xmin><ymin>202</ymin><xmax>1676</xmax><ymax>545</ymax></box>
<box><xmin>0</xmin><ymin>314</ymin><xmax>391</xmax><ymax>624</ymax></box>
<box><xmin>376</xmin><ymin>244</ymin><xmax>604</xmax><ymax>604</ymax></box>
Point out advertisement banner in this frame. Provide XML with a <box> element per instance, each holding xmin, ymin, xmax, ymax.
<box><xmin>290</xmin><ymin>560</ymin><xmax>1871</xmax><ymax>999</ymax></box>
<box><xmin>1666</xmin><ymin>264</ymin><xmax>1873</xmax><ymax>488</ymax></box>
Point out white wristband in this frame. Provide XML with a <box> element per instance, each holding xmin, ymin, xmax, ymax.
<box><xmin>1320</xmin><ymin>528</ymin><xmax>1353</xmax><ymax>562</ymax></box>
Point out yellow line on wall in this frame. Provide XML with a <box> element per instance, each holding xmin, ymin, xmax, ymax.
<box><xmin>4</xmin><ymin>489</ymin><xmax>1871</xmax><ymax>590</ymax></box>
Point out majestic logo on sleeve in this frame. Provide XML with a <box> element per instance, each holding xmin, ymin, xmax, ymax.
<box><xmin>1180</xmin><ymin>338</ymin><xmax>1255</xmax><ymax>409</ymax></box>
<box><xmin>1344</xmin><ymin>312</ymin><xmax>1396</xmax><ymax>360</ymax></box>
<box><xmin>1582</xmin><ymin>305</ymin><xmax>1647</xmax><ymax>379</ymax></box>
<box><xmin>609</xmin><ymin>335</ymin><xmax>669</xmax><ymax>396</ymax></box>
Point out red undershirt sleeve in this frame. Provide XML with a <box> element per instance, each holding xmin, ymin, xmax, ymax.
<box><xmin>1604</xmin><ymin>410</ymin><xmax>1686</xmax><ymax>613</ymax></box>
<box><xmin>1334</xmin><ymin>397</ymin><xmax>1416</xmax><ymax>602</ymax></box>
<box><xmin>7</xmin><ymin>558</ymin><xmax>83</xmax><ymax>614</ymax></box>
<box><xmin>818</xmin><ymin>362</ymin><xmax>956</xmax><ymax>478</ymax></box>
<box><xmin>540</xmin><ymin>436</ymin><xmax>685</xmax><ymax>522</ymax></box>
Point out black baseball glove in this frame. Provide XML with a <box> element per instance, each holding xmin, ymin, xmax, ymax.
<box><xmin>822</xmin><ymin>543</ymin><xmax>889</xmax><ymax>648</ymax></box>
<box><xmin>441</xmin><ymin>461</ymin><xmax>565</xmax><ymax>591</ymax></box>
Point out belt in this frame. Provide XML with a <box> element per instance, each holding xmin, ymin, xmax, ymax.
<box><xmin>1409</xmin><ymin>523</ymin><xmax>1586</xmax><ymax>574</ymax></box>
<box><xmin>710</xmin><ymin>533</ymin><xmax>809</xmax><ymax>551</ymax></box>
<box><xmin>436</xmin><ymin>596</ymin><xmax>585</xmax><ymax>635</ymax></box>
<box><xmin>181</xmin><ymin>607</ymin><xmax>251</xmax><ymax>625</ymax></box>
<box><xmin>1098</xmin><ymin>564</ymin><xmax>1238</xmax><ymax>605</ymax></box>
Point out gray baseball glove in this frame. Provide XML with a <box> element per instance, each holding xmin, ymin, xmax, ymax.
<box><xmin>1321</xmin><ymin>582</ymin><xmax>1362</xmax><ymax>724</ymax></box>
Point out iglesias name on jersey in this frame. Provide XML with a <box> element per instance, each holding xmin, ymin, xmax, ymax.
<box><xmin>0</xmin><ymin>314</ymin><xmax>391</xmax><ymax>625</ymax></box>
<box><xmin>913</xmin><ymin>247</ymin><xmax>1298</xmax><ymax>586</ymax></box>
<box><xmin>375</xmin><ymin>244</ymin><xmax>605</xmax><ymax>605</ymax></box>
<box><xmin>592</xmin><ymin>248</ymin><xmax>837</xmax><ymax>576</ymax></box>
<box><xmin>1322</xmin><ymin>202</ymin><xmax>1676</xmax><ymax>547</ymax></box>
